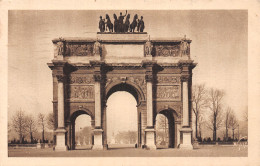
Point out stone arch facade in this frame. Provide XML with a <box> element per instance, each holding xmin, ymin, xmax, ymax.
<box><xmin>48</xmin><ymin>33</ymin><xmax>196</xmax><ymax>151</ymax></box>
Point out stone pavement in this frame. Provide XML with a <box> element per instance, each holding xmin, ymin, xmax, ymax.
<box><xmin>8</xmin><ymin>145</ymin><xmax>247</xmax><ymax>157</ymax></box>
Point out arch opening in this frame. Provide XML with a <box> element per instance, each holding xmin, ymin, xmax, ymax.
<box><xmin>106</xmin><ymin>91</ymin><xmax>138</xmax><ymax>149</ymax></box>
<box><xmin>155</xmin><ymin>109</ymin><xmax>175</xmax><ymax>149</ymax></box>
<box><xmin>70</xmin><ymin>111</ymin><xmax>93</xmax><ymax>150</ymax></box>
<box><xmin>106</xmin><ymin>83</ymin><xmax>139</xmax><ymax>103</ymax></box>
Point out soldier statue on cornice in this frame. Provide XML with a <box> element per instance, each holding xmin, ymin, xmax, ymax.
<box><xmin>145</xmin><ymin>35</ymin><xmax>152</xmax><ymax>56</ymax></box>
<box><xmin>93</xmin><ymin>40</ymin><xmax>101</xmax><ymax>56</ymax></box>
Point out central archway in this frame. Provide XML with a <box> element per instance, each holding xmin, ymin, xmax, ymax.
<box><xmin>106</xmin><ymin>91</ymin><xmax>137</xmax><ymax>148</ymax></box>
<box><xmin>104</xmin><ymin>82</ymin><xmax>144</xmax><ymax>149</ymax></box>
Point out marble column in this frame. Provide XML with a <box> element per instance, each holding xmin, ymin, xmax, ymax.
<box><xmin>179</xmin><ymin>76</ymin><xmax>193</xmax><ymax>149</ymax></box>
<box><xmin>145</xmin><ymin>73</ymin><xmax>156</xmax><ymax>150</ymax></box>
<box><xmin>91</xmin><ymin>120</ymin><xmax>95</xmax><ymax>147</ymax></box>
<box><xmin>92</xmin><ymin>74</ymin><xmax>103</xmax><ymax>150</ymax></box>
<box><xmin>182</xmin><ymin>81</ymin><xmax>189</xmax><ymax>127</ymax></box>
<box><xmin>55</xmin><ymin>75</ymin><xmax>67</xmax><ymax>151</ymax></box>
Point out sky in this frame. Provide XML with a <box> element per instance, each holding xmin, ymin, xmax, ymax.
<box><xmin>8</xmin><ymin>10</ymin><xmax>247</xmax><ymax>134</ymax></box>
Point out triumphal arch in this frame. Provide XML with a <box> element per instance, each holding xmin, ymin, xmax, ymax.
<box><xmin>48</xmin><ymin>32</ymin><xmax>196</xmax><ymax>151</ymax></box>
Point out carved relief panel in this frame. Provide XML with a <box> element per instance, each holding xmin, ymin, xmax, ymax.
<box><xmin>156</xmin><ymin>85</ymin><xmax>181</xmax><ymax>101</ymax></box>
<box><xmin>65</xmin><ymin>43</ymin><xmax>94</xmax><ymax>56</ymax></box>
<box><xmin>68</xmin><ymin>85</ymin><xmax>94</xmax><ymax>100</ymax></box>
<box><xmin>66</xmin><ymin>75</ymin><xmax>95</xmax><ymax>101</ymax></box>
<box><xmin>157</xmin><ymin>76</ymin><xmax>180</xmax><ymax>84</ymax></box>
<box><xmin>68</xmin><ymin>76</ymin><xmax>94</xmax><ymax>84</ymax></box>
<box><xmin>105</xmin><ymin>75</ymin><xmax>147</xmax><ymax>98</ymax></box>
<box><xmin>154</xmin><ymin>44</ymin><xmax>180</xmax><ymax>57</ymax></box>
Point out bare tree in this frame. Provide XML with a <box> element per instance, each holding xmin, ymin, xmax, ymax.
<box><xmin>244</xmin><ymin>108</ymin><xmax>248</xmax><ymax>122</ymax></box>
<box><xmin>38</xmin><ymin>113</ymin><xmax>46</xmax><ymax>142</ymax></box>
<box><xmin>206</xmin><ymin>88</ymin><xmax>224</xmax><ymax>141</ymax></box>
<box><xmin>198</xmin><ymin>116</ymin><xmax>205</xmax><ymax>138</ymax></box>
<box><xmin>229</xmin><ymin>110</ymin><xmax>238</xmax><ymax>140</ymax></box>
<box><xmin>47</xmin><ymin>112</ymin><xmax>54</xmax><ymax>130</ymax></box>
<box><xmin>192</xmin><ymin>84</ymin><xmax>208</xmax><ymax>138</ymax></box>
<box><xmin>25</xmin><ymin>115</ymin><xmax>38</xmax><ymax>143</ymax></box>
<box><xmin>223</xmin><ymin>107</ymin><xmax>232</xmax><ymax>141</ymax></box>
<box><xmin>12</xmin><ymin>110</ymin><xmax>27</xmax><ymax>143</ymax></box>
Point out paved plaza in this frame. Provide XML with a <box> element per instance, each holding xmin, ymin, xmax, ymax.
<box><xmin>8</xmin><ymin>145</ymin><xmax>247</xmax><ymax>157</ymax></box>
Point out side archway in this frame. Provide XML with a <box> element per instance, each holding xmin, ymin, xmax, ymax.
<box><xmin>155</xmin><ymin>108</ymin><xmax>178</xmax><ymax>148</ymax></box>
<box><xmin>69</xmin><ymin>110</ymin><xmax>94</xmax><ymax>150</ymax></box>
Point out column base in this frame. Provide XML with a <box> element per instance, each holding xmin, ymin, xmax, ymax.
<box><xmin>179</xmin><ymin>127</ymin><xmax>193</xmax><ymax>150</ymax></box>
<box><xmin>92</xmin><ymin>145</ymin><xmax>104</xmax><ymax>150</ymax></box>
<box><xmin>145</xmin><ymin>128</ymin><xmax>156</xmax><ymax>150</ymax></box>
<box><xmin>36</xmin><ymin>143</ymin><xmax>41</xmax><ymax>149</ymax></box>
<box><xmin>93</xmin><ymin>128</ymin><xmax>103</xmax><ymax>150</ymax></box>
<box><xmin>145</xmin><ymin>55</ymin><xmax>153</xmax><ymax>61</ymax></box>
<box><xmin>55</xmin><ymin>145</ymin><xmax>68</xmax><ymax>151</ymax></box>
<box><xmin>179</xmin><ymin>144</ymin><xmax>193</xmax><ymax>150</ymax></box>
<box><xmin>54</xmin><ymin>128</ymin><xmax>68</xmax><ymax>151</ymax></box>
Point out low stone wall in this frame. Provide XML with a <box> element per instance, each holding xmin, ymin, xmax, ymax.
<box><xmin>8</xmin><ymin>143</ymin><xmax>53</xmax><ymax>149</ymax></box>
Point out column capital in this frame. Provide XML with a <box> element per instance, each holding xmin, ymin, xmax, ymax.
<box><xmin>142</xmin><ymin>60</ymin><xmax>157</xmax><ymax>68</ymax></box>
<box><xmin>181</xmin><ymin>75</ymin><xmax>191</xmax><ymax>82</ymax></box>
<box><xmin>93</xmin><ymin>73</ymin><xmax>102</xmax><ymax>82</ymax></box>
<box><xmin>90</xmin><ymin>60</ymin><xmax>105</xmax><ymax>67</ymax></box>
<box><xmin>145</xmin><ymin>74</ymin><xmax>153</xmax><ymax>82</ymax></box>
<box><xmin>56</xmin><ymin>74</ymin><xmax>65</xmax><ymax>82</ymax></box>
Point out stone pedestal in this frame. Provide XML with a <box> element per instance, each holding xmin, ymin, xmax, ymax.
<box><xmin>55</xmin><ymin>128</ymin><xmax>68</xmax><ymax>151</ymax></box>
<box><xmin>92</xmin><ymin>129</ymin><xmax>103</xmax><ymax>150</ymax></box>
<box><xmin>179</xmin><ymin>128</ymin><xmax>193</xmax><ymax>150</ymax></box>
<box><xmin>145</xmin><ymin>128</ymin><xmax>156</xmax><ymax>150</ymax></box>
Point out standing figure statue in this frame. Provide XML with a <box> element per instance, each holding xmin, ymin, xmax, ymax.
<box><xmin>93</xmin><ymin>40</ymin><xmax>101</xmax><ymax>56</ymax></box>
<box><xmin>118</xmin><ymin>10</ymin><xmax>127</xmax><ymax>32</ymax></box>
<box><xmin>181</xmin><ymin>40</ymin><xmax>189</xmax><ymax>57</ymax></box>
<box><xmin>138</xmin><ymin>16</ymin><xmax>145</xmax><ymax>32</ymax></box>
<box><xmin>137</xmin><ymin>19</ymin><xmax>140</xmax><ymax>32</ymax></box>
<box><xmin>145</xmin><ymin>37</ymin><xmax>152</xmax><ymax>56</ymax></box>
<box><xmin>113</xmin><ymin>14</ymin><xmax>119</xmax><ymax>33</ymax></box>
<box><xmin>130</xmin><ymin>14</ymin><xmax>138</xmax><ymax>32</ymax></box>
<box><xmin>99</xmin><ymin>16</ymin><xmax>105</xmax><ymax>32</ymax></box>
<box><xmin>105</xmin><ymin>14</ymin><xmax>113</xmax><ymax>32</ymax></box>
<box><xmin>124</xmin><ymin>14</ymin><xmax>130</xmax><ymax>32</ymax></box>
<box><xmin>57</xmin><ymin>41</ymin><xmax>64</xmax><ymax>56</ymax></box>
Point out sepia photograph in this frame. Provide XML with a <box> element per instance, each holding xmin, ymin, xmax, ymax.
<box><xmin>7</xmin><ymin>9</ymin><xmax>248</xmax><ymax>157</ymax></box>
<box><xmin>0</xmin><ymin>1</ymin><xmax>260</xmax><ymax>166</ymax></box>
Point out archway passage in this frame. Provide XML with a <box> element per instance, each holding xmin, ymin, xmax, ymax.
<box><xmin>155</xmin><ymin>110</ymin><xmax>175</xmax><ymax>148</ymax></box>
<box><xmin>106</xmin><ymin>88</ymin><xmax>138</xmax><ymax>149</ymax></box>
<box><xmin>70</xmin><ymin>111</ymin><xmax>93</xmax><ymax>150</ymax></box>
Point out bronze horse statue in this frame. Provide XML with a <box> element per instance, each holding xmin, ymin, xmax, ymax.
<box><xmin>130</xmin><ymin>14</ymin><xmax>138</xmax><ymax>32</ymax></box>
<box><xmin>105</xmin><ymin>14</ymin><xmax>113</xmax><ymax>32</ymax></box>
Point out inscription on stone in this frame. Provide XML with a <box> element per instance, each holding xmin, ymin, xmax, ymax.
<box><xmin>156</xmin><ymin>85</ymin><xmax>180</xmax><ymax>100</ymax></box>
<box><xmin>154</xmin><ymin>44</ymin><xmax>180</xmax><ymax>57</ymax></box>
<box><xmin>68</xmin><ymin>85</ymin><xmax>94</xmax><ymax>100</ymax></box>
